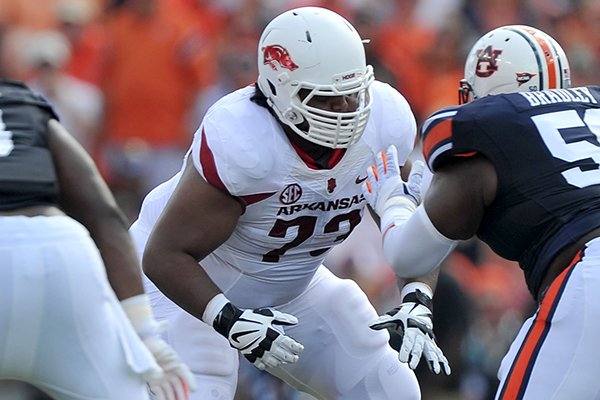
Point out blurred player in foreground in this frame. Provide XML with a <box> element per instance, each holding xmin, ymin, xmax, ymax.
<box><xmin>131</xmin><ymin>6</ymin><xmax>448</xmax><ymax>400</ymax></box>
<box><xmin>364</xmin><ymin>25</ymin><xmax>600</xmax><ymax>399</ymax></box>
<box><xmin>0</xmin><ymin>79</ymin><xmax>194</xmax><ymax>399</ymax></box>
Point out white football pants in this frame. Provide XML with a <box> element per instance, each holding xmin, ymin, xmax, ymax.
<box><xmin>0</xmin><ymin>216</ymin><xmax>156</xmax><ymax>400</ymax></box>
<box><xmin>496</xmin><ymin>237</ymin><xmax>600</xmax><ymax>400</ymax></box>
<box><xmin>131</xmin><ymin>222</ymin><xmax>420</xmax><ymax>400</ymax></box>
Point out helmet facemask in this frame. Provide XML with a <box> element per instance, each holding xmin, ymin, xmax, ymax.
<box><xmin>284</xmin><ymin>66</ymin><xmax>374</xmax><ymax>148</ymax></box>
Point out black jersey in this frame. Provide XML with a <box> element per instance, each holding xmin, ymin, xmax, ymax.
<box><xmin>420</xmin><ymin>86</ymin><xmax>600</xmax><ymax>296</ymax></box>
<box><xmin>0</xmin><ymin>79</ymin><xmax>60</xmax><ymax>210</ymax></box>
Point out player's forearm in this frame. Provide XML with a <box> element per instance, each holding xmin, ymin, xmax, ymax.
<box><xmin>382</xmin><ymin>205</ymin><xmax>457</xmax><ymax>278</ymax></box>
<box><xmin>91</xmin><ymin>219</ymin><xmax>146</xmax><ymax>300</ymax></box>
<box><xmin>143</xmin><ymin>248</ymin><xmax>220</xmax><ymax>321</ymax></box>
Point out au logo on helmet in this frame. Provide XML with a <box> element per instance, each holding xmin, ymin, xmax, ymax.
<box><xmin>475</xmin><ymin>45</ymin><xmax>503</xmax><ymax>78</ymax></box>
<box><xmin>262</xmin><ymin>45</ymin><xmax>299</xmax><ymax>72</ymax></box>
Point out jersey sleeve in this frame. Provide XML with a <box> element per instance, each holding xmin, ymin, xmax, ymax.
<box><xmin>0</xmin><ymin>80</ymin><xmax>59</xmax><ymax>123</ymax></box>
<box><xmin>190</xmin><ymin>122</ymin><xmax>230</xmax><ymax>195</ymax></box>
<box><xmin>189</xmin><ymin>103</ymin><xmax>280</xmax><ymax>198</ymax></box>
<box><xmin>368</xmin><ymin>81</ymin><xmax>417</xmax><ymax>165</ymax></box>
<box><xmin>420</xmin><ymin>107</ymin><xmax>475</xmax><ymax>171</ymax></box>
<box><xmin>421</xmin><ymin>99</ymin><xmax>512</xmax><ymax>171</ymax></box>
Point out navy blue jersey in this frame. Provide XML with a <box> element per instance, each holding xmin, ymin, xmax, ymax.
<box><xmin>420</xmin><ymin>86</ymin><xmax>600</xmax><ymax>296</ymax></box>
<box><xmin>0</xmin><ymin>79</ymin><xmax>60</xmax><ymax>210</ymax></box>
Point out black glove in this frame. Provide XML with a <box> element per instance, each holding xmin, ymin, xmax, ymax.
<box><xmin>371</xmin><ymin>289</ymin><xmax>451</xmax><ymax>375</ymax></box>
<box><xmin>213</xmin><ymin>303</ymin><xmax>304</xmax><ymax>370</ymax></box>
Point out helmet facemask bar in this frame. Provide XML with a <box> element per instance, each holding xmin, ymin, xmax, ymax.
<box><xmin>458</xmin><ymin>79</ymin><xmax>474</xmax><ymax>105</ymax></box>
<box><xmin>286</xmin><ymin>65</ymin><xmax>374</xmax><ymax>148</ymax></box>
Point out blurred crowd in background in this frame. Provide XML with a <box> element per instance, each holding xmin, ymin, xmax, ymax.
<box><xmin>1</xmin><ymin>0</ymin><xmax>599</xmax><ymax>399</ymax></box>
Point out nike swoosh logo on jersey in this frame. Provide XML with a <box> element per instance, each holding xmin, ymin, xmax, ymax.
<box><xmin>355</xmin><ymin>175</ymin><xmax>368</xmax><ymax>184</ymax></box>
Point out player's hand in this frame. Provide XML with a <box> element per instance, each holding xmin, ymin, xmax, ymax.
<box><xmin>143</xmin><ymin>335</ymin><xmax>196</xmax><ymax>400</ymax></box>
<box><xmin>212</xmin><ymin>303</ymin><xmax>304</xmax><ymax>370</ymax></box>
<box><xmin>370</xmin><ymin>289</ymin><xmax>451</xmax><ymax>375</ymax></box>
<box><xmin>120</xmin><ymin>294</ymin><xmax>196</xmax><ymax>399</ymax></box>
<box><xmin>362</xmin><ymin>144</ymin><xmax>425</xmax><ymax>216</ymax></box>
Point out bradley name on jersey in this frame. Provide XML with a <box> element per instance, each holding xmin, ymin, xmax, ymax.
<box><xmin>519</xmin><ymin>86</ymin><xmax>598</xmax><ymax>107</ymax></box>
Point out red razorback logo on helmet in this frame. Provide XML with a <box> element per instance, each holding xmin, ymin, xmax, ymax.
<box><xmin>262</xmin><ymin>45</ymin><xmax>299</xmax><ymax>71</ymax></box>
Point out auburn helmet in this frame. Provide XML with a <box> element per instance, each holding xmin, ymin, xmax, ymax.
<box><xmin>459</xmin><ymin>25</ymin><xmax>571</xmax><ymax>104</ymax></box>
<box><xmin>257</xmin><ymin>7</ymin><xmax>374</xmax><ymax>148</ymax></box>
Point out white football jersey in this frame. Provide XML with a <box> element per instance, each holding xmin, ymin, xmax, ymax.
<box><xmin>137</xmin><ymin>81</ymin><xmax>416</xmax><ymax>308</ymax></box>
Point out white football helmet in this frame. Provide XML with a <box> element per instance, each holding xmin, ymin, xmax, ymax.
<box><xmin>459</xmin><ymin>25</ymin><xmax>571</xmax><ymax>104</ymax></box>
<box><xmin>257</xmin><ymin>7</ymin><xmax>374</xmax><ymax>148</ymax></box>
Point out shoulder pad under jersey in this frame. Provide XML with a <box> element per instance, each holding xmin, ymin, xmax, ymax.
<box><xmin>420</xmin><ymin>94</ymin><xmax>519</xmax><ymax>171</ymax></box>
<box><xmin>0</xmin><ymin>79</ymin><xmax>59</xmax><ymax>120</ymax></box>
<box><xmin>363</xmin><ymin>80</ymin><xmax>417</xmax><ymax>164</ymax></box>
<box><xmin>190</xmin><ymin>88</ymin><xmax>287</xmax><ymax>197</ymax></box>
<box><xmin>420</xmin><ymin>105</ymin><xmax>461</xmax><ymax>171</ymax></box>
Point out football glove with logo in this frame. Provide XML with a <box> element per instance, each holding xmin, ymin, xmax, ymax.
<box><xmin>370</xmin><ymin>286</ymin><xmax>451</xmax><ymax>375</ymax></box>
<box><xmin>205</xmin><ymin>294</ymin><xmax>304</xmax><ymax>370</ymax></box>
<box><xmin>363</xmin><ymin>144</ymin><xmax>425</xmax><ymax>217</ymax></box>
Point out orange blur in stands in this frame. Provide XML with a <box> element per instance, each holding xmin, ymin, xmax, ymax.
<box><xmin>100</xmin><ymin>0</ymin><xmax>215</xmax><ymax>149</ymax></box>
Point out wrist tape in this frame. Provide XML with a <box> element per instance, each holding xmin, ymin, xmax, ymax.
<box><xmin>121</xmin><ymin>294</ymin><xmax>160</xmax><ymax>340</ymax></box>
<box><xmin>202</xmin><ymin>293</ymin><xmax>231</xmax><ymax>326</ymax></box>
<box><xmin>401</xmin><ymin>282</ymin><xmax>433</xmax><ymax>301</ymax></box>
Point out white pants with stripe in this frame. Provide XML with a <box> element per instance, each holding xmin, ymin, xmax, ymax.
<box><xmin>0</xmin><ymin>216</ymin><xmax>157</xmax><ymax>400</ymax></box>
<box><xmin>496</xmin><ymin>237</ymin><xmax>600</xmax><ymax>400</ymax></box>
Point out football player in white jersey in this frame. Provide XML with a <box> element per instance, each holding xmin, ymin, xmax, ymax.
<box><xmin>130</xmin><ymin>6</ymin><xmax>449</xmax><ymax>400</ymax></box>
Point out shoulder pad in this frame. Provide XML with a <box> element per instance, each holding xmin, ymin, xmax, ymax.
<box><xmin>190</xmin><ymin>101</ymin><xmax>285</xmax><ymax>197</ymax></box>
<box><xmin>0</xmin><ymin>79</ymin><xmax>59</xmax><ymax>120</ymax></box>
<box><xmin>364</xmin><ymin>81</ymin><xmax>417</xmax><ymax>164</ymax></box>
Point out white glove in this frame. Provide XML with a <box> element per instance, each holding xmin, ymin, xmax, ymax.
<box><xmin>206</xmin><ymin>295</ymin><xmax>304</xmax><ymax>370</ymax></box>
<box><xmin>370</xmin><ymin>288</ymin><xmax>451</xmax><ymax>375</ymax></box>
<box><xmin>121</xmin><ymin>295</ymin><xmax>196</xmax><ymax>400</ymax></box>
<box><xmin>363</xmin><ymin>144</ymin><xmax>425</xmax><ymax>216</ymax></box>
<box><xmin>144</xmin><ymin>334</ymin><xmax>196</xmax><ymax>400</ymax></box>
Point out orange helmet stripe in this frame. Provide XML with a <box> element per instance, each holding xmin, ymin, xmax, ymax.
<box><xmin>521</xmin><ymin>26</ymin><xmax>557</xmax><ymax>89</ymax></box>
